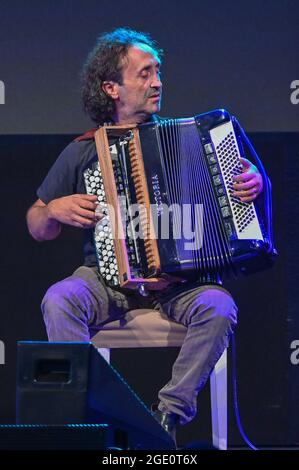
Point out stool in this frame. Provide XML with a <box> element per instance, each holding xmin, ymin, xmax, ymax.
<box><xmin>91</xmin><ymin>308</ymin><xmax>227</xmax><ymax>450</ymax></box>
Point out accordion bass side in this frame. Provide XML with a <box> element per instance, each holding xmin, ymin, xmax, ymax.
<box><xmin>85</xmin><ymin>109</ymin><xmax>277</xmax><ymax>290</ymax></box>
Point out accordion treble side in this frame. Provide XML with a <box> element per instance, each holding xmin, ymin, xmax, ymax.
<box><xmin>84</xmin><ymin>109</ymin><xmax>276</xmax><ymax>290</ymax></box>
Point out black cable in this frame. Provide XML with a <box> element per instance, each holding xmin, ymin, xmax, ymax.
<box><xmin>231</xmin><ymin>333</ymin><xmax>259</xmax><ymax>450</ymax></box>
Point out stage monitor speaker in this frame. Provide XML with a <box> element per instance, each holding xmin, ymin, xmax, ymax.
<box><xmin>0</xmin><ymin>424</ymin><xmax>109</xmax><ymax>450</ymax></box>
<box><xmin>16</xmin><ymin>342</ymin><xmax>174</xmax><ymax>450</ymax></box>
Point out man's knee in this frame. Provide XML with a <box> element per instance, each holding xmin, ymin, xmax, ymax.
<box><xmin>41</xmin><ymin>268</ymin><xmax>108</xmax><ymax>327</ymax></box>
<box><xmin>42</xmin><ymin>268</ymin><xmax>99</xmax><ymax>312</ymax></box>
<box><xmin>191</xmin><ymin>287</ymin><xmax>238</xmax><ymax>326</ymax></box>
<box><xmin>41</xmin><ymin>272</ymin><xmax>90</xmax><ymax>309</ymax></box>
<box><xmin>41</xmin><ymin>280</ymin><xmax>74</xmax><ymax>315</ymax></box>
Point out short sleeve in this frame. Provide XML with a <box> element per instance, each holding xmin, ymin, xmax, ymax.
<box><xmin>37</xmin><ymin>141</ymin><xmax>81</xmax><ymax>204</ymax></box>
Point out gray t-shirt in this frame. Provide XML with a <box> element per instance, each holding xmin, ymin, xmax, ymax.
<box><xmin>37</xmin><ymin>138</ymin><xmax>99</xmax><ymax>267</ymax></box>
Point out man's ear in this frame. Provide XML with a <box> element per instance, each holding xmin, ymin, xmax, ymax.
<box><xmin>102</xmin><ymin>81</ymin><xmax>119</xmax><ymax>100</ymax></box>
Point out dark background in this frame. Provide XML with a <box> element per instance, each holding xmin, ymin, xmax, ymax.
<box><xmin>0</xmin><ymin>0</ymin><xmax>298</xmax><ymax>133</ymax></box>
<box><xmin>0</xmin><ymin>0</ymin><xmax>298</xmax><ymax>448</ymax></box>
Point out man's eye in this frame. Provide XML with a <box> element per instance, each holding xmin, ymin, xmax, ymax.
<box><xmin>140</xmin><ymin>71</ymin><xmax>149</xmax><ymax>78</ymax></box>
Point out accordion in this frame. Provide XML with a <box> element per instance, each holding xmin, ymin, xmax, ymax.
<box><xmin>84</xmin><ymin>109</ymin><xmax>276</xmax><ymax>291</ymax></box>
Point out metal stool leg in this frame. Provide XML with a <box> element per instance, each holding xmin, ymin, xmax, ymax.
<box><xmin>210</xmin><ymin>349</ymin><xmax>227</xmax><ymax>450</ymax></box>
<box><xmin>98</xmin><ymin>347</ymin><xmax>111</xmax><ymax>363</ymax></box>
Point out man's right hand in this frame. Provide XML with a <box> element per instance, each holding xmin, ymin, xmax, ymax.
<box><xmin>47</xmin><ymin>194</ymin><xmax>103</xmax><ymax>228</ymax></box>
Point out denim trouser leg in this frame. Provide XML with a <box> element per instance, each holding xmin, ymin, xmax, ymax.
<box><xmin>41</xmin><ymin>266</ymin><xmax>136</xmax><ymax>341</ymax></box>
<box><xmin>156</xmin><ymin>285</ymin><xmax>238</xmax><ymax>425</ymax></box>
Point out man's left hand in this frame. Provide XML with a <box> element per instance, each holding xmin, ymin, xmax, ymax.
<box><xmin>232</xmin><ymin>157</ymin><xmax>263</xmax><ymax>203</ymax></box>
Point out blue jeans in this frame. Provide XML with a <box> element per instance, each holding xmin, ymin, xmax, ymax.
<box><xmin>42</xmin><ymin>266</ymin><xmax>237</xmax><ymax>425</ymax></box>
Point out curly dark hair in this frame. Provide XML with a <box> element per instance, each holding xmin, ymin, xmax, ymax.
<box><xmin>81</xmin><ymin>27</ymin><xmax>163</xmax><ymax>125</ymax></box>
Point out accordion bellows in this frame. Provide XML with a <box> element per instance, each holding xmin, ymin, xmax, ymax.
<box><xmin>84</xmin><ymin>109</ymin><xmax>276</xmax><ymax>291</ymax></box>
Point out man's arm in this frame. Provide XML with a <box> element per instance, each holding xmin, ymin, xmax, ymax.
<box><xmin>27</xmin><ymin>198</ymin><xmax>61</xmax><ymax>241</ymax></box>
<box><xmin>26</xmin><ymin>194</ymin><xmax>102</xmax><ymax>242</ymax></box>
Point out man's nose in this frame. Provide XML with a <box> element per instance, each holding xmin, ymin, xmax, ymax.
<box><xmin>151</xmin><ymin>74</ymin><xmax>162</xmax><ymax>89</ymax></box>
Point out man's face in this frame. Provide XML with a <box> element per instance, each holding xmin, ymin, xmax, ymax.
<box><xmin>107</xmin><ymin>44</ymin><xmax>162</xmax><ymax>124</ymax></box>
